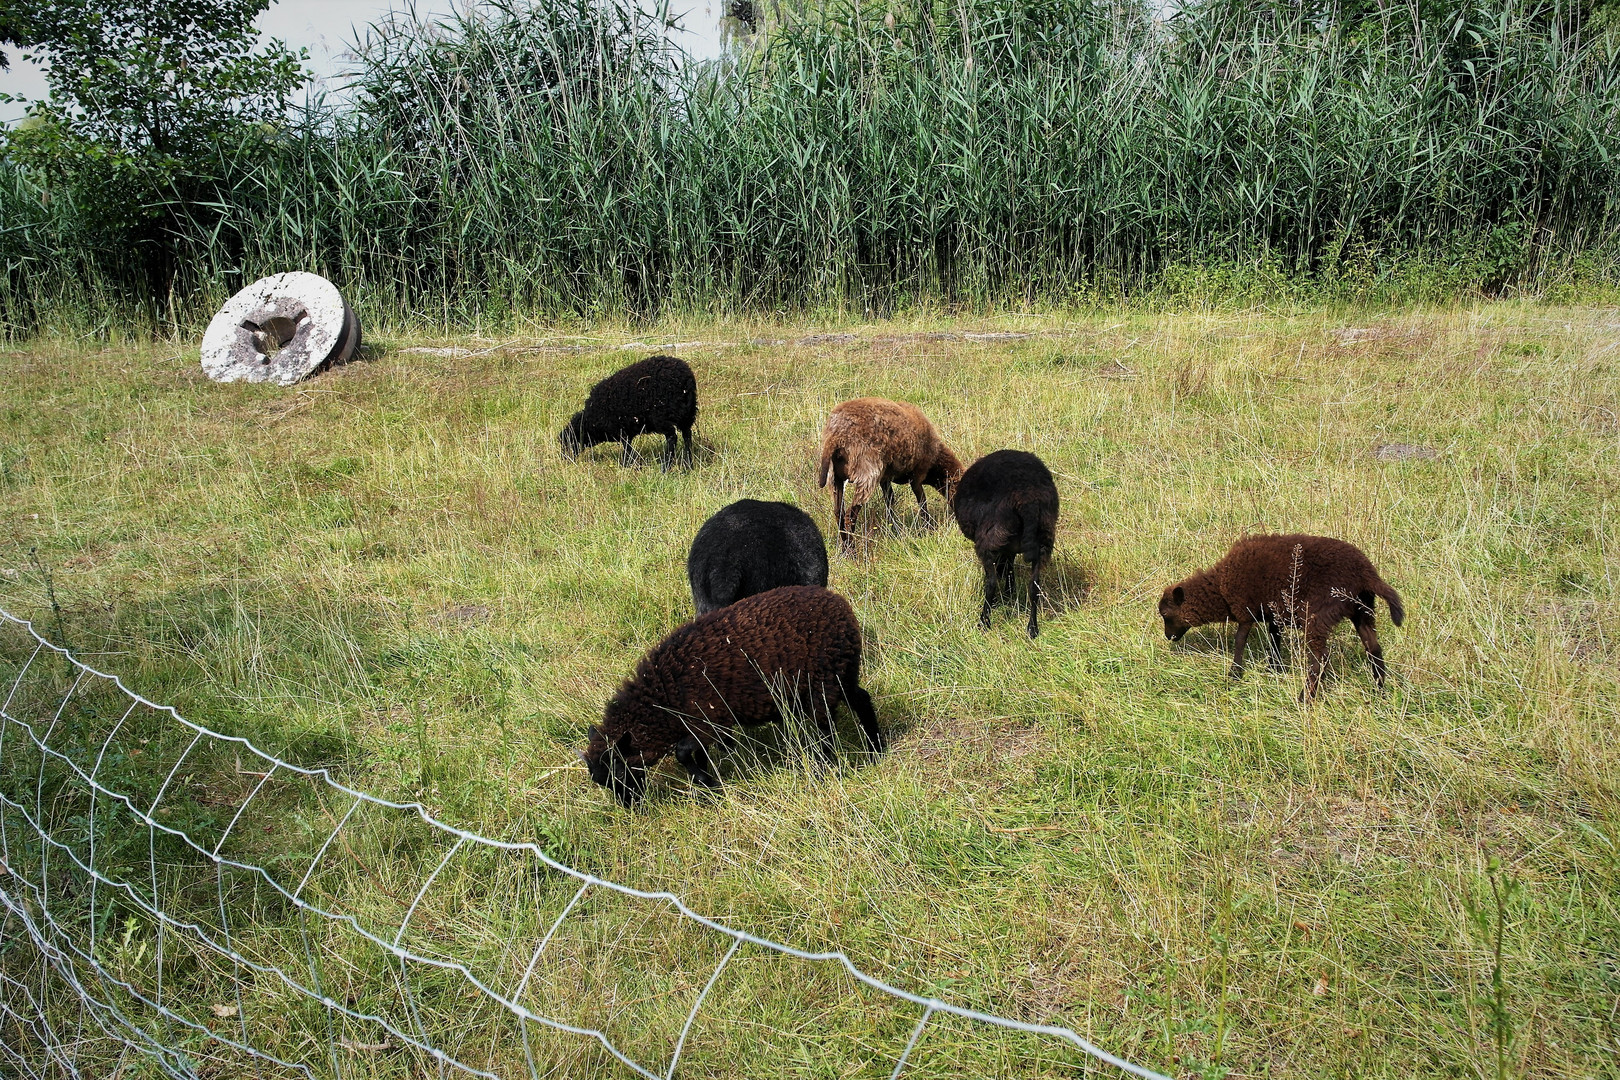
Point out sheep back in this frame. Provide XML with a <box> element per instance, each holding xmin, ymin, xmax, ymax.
<box><xmin>1161</xmin><ymin>533</ymin><xmax>1403</xmax><ymax>634</ymax></box>
<box><xmin>589</xmin><ymin>586</ymin><xmax>863</xmax><ymax>768</ymax></box>
<box><xmin>817</xmin><ymin>397</ymin><xmax>960</xmax><ymax>495</ymax></box>
<box><xmin>1215</xmin><ymin>534</ymin><xmax>1400</xmax><ymax>626</ymax></box>
<box><xmin>953</xmin><ymin>449</ymin><xmax>1059</xmax><ymax>559</ymax></box>
<box><xmin>687</xmin><ymin>500</ymin><xmax>830</xmax><ymax>615</ymax></box>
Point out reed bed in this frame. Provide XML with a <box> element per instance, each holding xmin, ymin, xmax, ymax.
<box><xmin>2</xmin><ymin>0</ymin><xmax>1620</xmax><ymax>333</ymax></box>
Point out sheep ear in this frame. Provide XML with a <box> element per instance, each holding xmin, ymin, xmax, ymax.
<box><xmin>577</xmin><ymin>750</ymin><xmax>590</xmax><ymax>763</ymax></box>
<box><xmin>587</xmin><ymin>724</ymin><xmax>603</xmax><ymax>741</ymax></box>
<box><xmin>1172</xmin><ymin>586</ymin><xmax>1184</xmax><ymax>605</ymax></box>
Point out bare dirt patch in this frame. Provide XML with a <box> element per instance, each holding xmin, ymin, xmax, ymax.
<box><xmin>1373</xmin><ymin>442</ymin><xmax>1439</xmax><ymax>461</ymax></box>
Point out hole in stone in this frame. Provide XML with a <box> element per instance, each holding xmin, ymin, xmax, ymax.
<box><xmin>242</xmin><ymin>311</ymin><xmax>308</xmax><ymax>363</ymax></box>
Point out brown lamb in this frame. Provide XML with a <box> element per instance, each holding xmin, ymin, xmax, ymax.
<box><xmin>1158</xmin><ymin>534</ymin><xmax>1405</xmax><ymax>698</ymax></box>
<box><xmin>816</xmin><ymin>397</ymin><xmax>964</xmax><ymax>553</ymax></box>
<box><xmin>582</xmin><ymin>586</ymin><xmax>885</xmax><ymax>807</ymax></box>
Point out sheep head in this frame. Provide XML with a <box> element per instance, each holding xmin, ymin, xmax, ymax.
<box><xmin>925</xmin><ymin>443</ymin><xmax>965</xmax><ymax>505</ymax></box>
<box><xmin>557</xmin><ymin>412</ymin><xmax>591</xmax><ymax>459</ymax></box>
<box><xmin>581</xmin><ymin>724</ymin><xmax>647</xmax><ymax>807</ymax></box>
<box><xmin>1158</xmin><ymin>571</ymin><xmax>1224</xmax><ymax>640</ymax></box>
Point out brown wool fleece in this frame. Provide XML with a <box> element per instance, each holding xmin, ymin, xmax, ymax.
<box><xmin>1160</xmin><ymin>533</ymin><xmax>1404</xmax><ymax>696</ymax></box>
<box><xmin>816</xmin><ymin>397</ymin><xmax>963</xmax><ymax>548</ymax></box>
<box><xmin>584</xmin><ymin>586</ymin><xmax>867</xmax><ymax>771</ymax></box>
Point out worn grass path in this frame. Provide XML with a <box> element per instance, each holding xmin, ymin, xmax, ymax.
<box><xmin>2</xmin><ymin>303</ymin><xmax>1618</xmax><ymax>1078</ymax></box>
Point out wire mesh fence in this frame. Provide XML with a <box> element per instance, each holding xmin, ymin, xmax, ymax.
<box><xmin>0</xmin><ymin>605</ymin><xmax>1169</xmax><ymax>1079</ymax></box>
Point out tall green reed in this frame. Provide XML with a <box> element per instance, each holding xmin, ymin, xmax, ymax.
<box><xmin>2</xmin><ymin>0</ymin><xmax>1617</xmax><ymax>332</ymax></box>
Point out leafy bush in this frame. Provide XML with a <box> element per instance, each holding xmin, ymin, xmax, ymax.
<box><xmin>0</xmin><ymin>0</ymin><xmax>306</xmax><ymax>328</ymax></box>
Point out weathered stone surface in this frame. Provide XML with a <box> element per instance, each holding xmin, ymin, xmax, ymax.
<box><xmin>200</xmin><ymin>272</ymin><xmax>352</xmax><ymax>386</ymax></box>
<box><xmin>327</xmin><ymin>301</ymin><xmax>361</xmax><ymax>368</ymax></box>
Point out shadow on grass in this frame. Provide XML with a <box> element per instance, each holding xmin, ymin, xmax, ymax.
<box><xmin>634</xmin><ymin>692</ymin><xmax>922</xmax><ymax>807</ymax></box>
<box><xmin>0</xmin><ymin>585</ymin><xmax>372</xmax><ymax>772</ymax></box>
<box><xmin>965</xmin><ymin>553</ymin><xmax>1092</xmax><ymax>634</ymax></box>
<box><xmin>562</xmin><ymin>434</ymin><xmax>721</xmax><ymax>470</ymax></box>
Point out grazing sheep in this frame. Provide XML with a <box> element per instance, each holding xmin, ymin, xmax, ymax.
<box><xmin>817</xmin><ymin>397</ymin><xmax>963</xmax><ymax>554</ymax></box>
<box><xmin>952</xmin><ymin>450</ymin><xmax>1059</xmax><ymax>638</ymax></box>
<box><xmin>687</xmin><ymin>499</ymin><xmax>830</xmax><ymax>615</ymax></box>
<box><xmin>582</xmin><ymin>586</ymin><xmax>885</xmax><ymax>807</ymax></box>
<box><xmin>1158</xmin><ymin>533</ymin><xmax>1405</xmax><ymax>698</ymax></box>
<box><xmin>558</xmin><ymin>354</ymin><xmax>697</xmax><ymax>470</ymax></box>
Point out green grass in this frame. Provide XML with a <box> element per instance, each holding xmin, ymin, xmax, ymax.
<box><xmin>2</xmin><ymin>301</ymin><xmax>1619</xmax><ymax>1078</ymax></box>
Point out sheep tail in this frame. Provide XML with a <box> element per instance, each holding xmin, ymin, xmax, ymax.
<box><xmin>1373</xmin><ymin>578</ymin><xmax>1405</xmax><ymax>626</ymax></box>
<box><xmin>1019</xmin><ymin>504</ymin><xmax>1044</xmax><ymax>564</ymax></box>
<box><xmin>818</xmin><ymin>442</ymin><xmax>839</xmax><ymax>489</ymax></box>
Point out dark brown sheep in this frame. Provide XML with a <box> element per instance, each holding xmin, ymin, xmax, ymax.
<box><xmin>817</xmin><ymin>397</ymin><xmax>963</xmax><ymax>554</ymax></box>
<box><xmin>1159</xmin><ymin>534</ymin><xmax>1405</xmax><ymax>698</ymax></box>
<box><xmin>582</xmin><ymin>586</ymin><xmax>884</xmax><ymax>807</ymax></box>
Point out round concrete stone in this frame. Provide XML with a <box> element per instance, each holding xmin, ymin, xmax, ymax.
<box><xmin>325</xmin><ymin>301</ymin><xmax>362</xmax><ymax>370</ymax></box>
<box><xmin>200</xmin><ymin>272</ymin><xmax>349</xmax><ymax>386</ymax></box>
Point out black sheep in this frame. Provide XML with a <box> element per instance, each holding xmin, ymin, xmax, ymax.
<box><xmin>687</xmin><ymin>499</ymin><xmax>830</xmax><ymax>615</ymax></box>
<box><xmin>582</xmin><ymin>586</ymin><xmax>884</xmax><ymax>807</ymax></box>
<box><xmin>952</xmin><ymin>450</ymin><xmax>1059</xmax><ymax>638</ymax></box>
<box><xmin>558</xmin><ymin>354</ymin><xmax>697</xmax><ymax>470</ymax></box>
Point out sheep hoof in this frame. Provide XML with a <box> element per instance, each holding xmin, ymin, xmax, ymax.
<box><xmin>1229</xmin><ymin>664</ymin><xmax>1246</xmax><ymax>679</ymax></box>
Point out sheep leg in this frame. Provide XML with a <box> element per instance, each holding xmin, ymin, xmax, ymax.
<box><xmin>661</xmin><ymin>431</ymin><xmax>679</xmax><ymax>472</ymax></box>
<box><xmin>1302</xmin><ymin>624</ymin><xmax>1330</xmax><ymax>701</ymax></box>
<box><xmin>1352</xmin><ymin>593</ymin><xmax>1387</xmax><ymax>687</ymax></box>
<box><xmin>673</xmin><ymin>734</ymin><xmax>722</xmax><ymax>790</ymax></box>
<box><xmin>804</xmin><ymin>690</ymin><xmax>839</xmax><ymax>765</ymax></box>
<box><xmin>979</xmin><ymin>552</ymin><xmax>1000</xmax><ymax>628</ymax></box>
<box><xmin>1263</xmin><ymin>618</ymin><xmax>1286</xmax><ymax>672</ymax></box>
<box><xmin>1026</xmin><ymin>555</ymin><xmax>1044</xmax><ymax>639</ymax></box>
<box><xmin>881</xmin><ymin>481</ymin><xmax>901</xmax><ymax>531</ymax></box>
<box><xmin>910</xmin><ymin>480</ymin><xmax>934</xmax><ymax>528</ymax></box>
<box><xmin>619</xmin><ymin>436</ymin><xmax>639</xmax><ymax>467</ymax></box>
<box><xmin>1230</xmin><ymin>620</ymin><xmax>1253</xmax><ymax>679</ymax></box>
<box><xmin>842</xmin><ymin>681</ymin><xmax>886</xmax><ymax>755</ymax></box>
<box><xmin>814</xmin><ymin>718</ymin><xmax>839</xmax><ymax>765</ymax></box>
<box><xmin>832</xmin><ymin>481</ymin><xmax>853</xmax><ymax>555</ymax></box>
<box><xmin>681</xmin><ymin>426</ymin><xmax>694</xmax><ymax>467</ymax></box>
<box><xmin>1000</xmin><ymin>555</ymin><xmax>1016</xmax><ymax>606</ymax></box>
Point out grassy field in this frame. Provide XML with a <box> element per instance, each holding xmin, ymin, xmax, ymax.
<box><xmin>2</xmin><ymin>303</ymin><xmax>1618</xmax><ymax>1079</ymax></box>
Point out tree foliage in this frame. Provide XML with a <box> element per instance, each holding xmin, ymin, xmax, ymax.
<box><xmin>0</xmin><ymin>0</ymin><xmax>307</xmax><ymax>278</ymax></box>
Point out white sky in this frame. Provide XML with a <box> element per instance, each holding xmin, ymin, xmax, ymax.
<box><xmin>1</xmin><ymin>0</ymin><xmax>728</xmax><ymax>123</ymax></box>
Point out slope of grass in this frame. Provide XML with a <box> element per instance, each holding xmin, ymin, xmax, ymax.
<box><xmin>1</xmin><ymin>302</ymin><xmax>1618</xmax><ymax>1078</ymax></box>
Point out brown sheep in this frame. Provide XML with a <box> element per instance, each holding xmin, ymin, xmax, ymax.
<box><xmin>1158</xmin><ymin>534</ymin><xmax>1405</xmax><ymax>699</ymax></box>
<box><xmin>582</xmin><ymin>586</ymin><xmax>884</xmax><ymax>807</ymax></box>
<box><xmin>816</xmin><ymin>397</ymin><xmax>964</xmax><ymax>554</ymax></box>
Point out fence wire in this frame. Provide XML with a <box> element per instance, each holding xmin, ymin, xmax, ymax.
<box><xmin>0</xmin><ymin>606</ymin><xmax>1169</xmax><ymax>1080</ymax></box>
